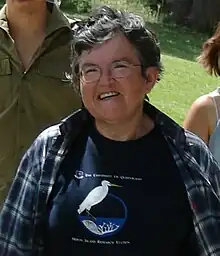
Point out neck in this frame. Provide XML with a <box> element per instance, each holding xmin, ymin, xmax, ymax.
<box><xmin>95</xmin><ymin>111</ymin><xmax>154</xmax><ymax>141</ymax></box>
<box><xmin>6</xmin><ymin>1</ymin><xmax>47</xmax><ymax>38</ymax></box>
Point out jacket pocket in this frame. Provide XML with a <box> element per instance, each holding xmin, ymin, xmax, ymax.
<box><xmin>0</xmin><ymin>57</ymin><xmax>11</xmax><ymax>75</ymax></box>
<box><xmin>36</xmin><ymin>56</ymin><xmax>72</xmax><ymax>87</ymax></box>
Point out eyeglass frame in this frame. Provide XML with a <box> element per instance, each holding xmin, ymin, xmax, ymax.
<box><xmin>79</xmin><ymin>60</ymin><xmax>142</xmax><ymax>83</ymax></box>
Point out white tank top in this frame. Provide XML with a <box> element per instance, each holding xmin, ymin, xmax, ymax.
<box><xmin>208</xmin><ymin>88</ymin><xmax>220</xmax><ymax>165</ymax></box>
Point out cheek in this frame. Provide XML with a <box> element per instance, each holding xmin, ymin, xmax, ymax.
<box><xmin>123</xmin><ymin>76</ymin><xmax>147</xmax><ymax>99</ymax></box>
<box><xmin>80</xmin><ymin>83</ymin><xmax>95</xmax><ymax>106</ymax></box>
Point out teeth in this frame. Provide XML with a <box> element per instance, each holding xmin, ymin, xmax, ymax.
<box><xmin>99</xmin><ymin>91</ymin><xmax>119</xmax><ymax>100</ymax></box>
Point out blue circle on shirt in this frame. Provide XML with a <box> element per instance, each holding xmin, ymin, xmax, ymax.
<box><xmin>79</xmin><ymin>193</ymin><xmax>127</xmax><ymax>237</ymax></box>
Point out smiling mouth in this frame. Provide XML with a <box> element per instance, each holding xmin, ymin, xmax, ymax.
<box><xmin>98</xmin><ymin>91</ymin><xmax>120</xmax><ymax>100</ymax></box>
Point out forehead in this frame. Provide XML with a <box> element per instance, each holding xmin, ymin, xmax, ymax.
<box><xmin>79</xmin><ymin>33</ymin><xmax>139</xmax><ymax>66</ymax></box>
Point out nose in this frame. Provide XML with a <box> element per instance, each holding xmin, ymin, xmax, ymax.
<box><xmin>98</xmin><ymin>68</ymin><xmax>113</xmax><ymax>86</ymax></box>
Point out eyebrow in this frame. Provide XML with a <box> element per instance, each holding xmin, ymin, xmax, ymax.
<box><xmin>81</xmin><ymin>58</ymin><xmax>134</xmax><ymax>68</ymax></box>
<box><xmin>112</xmin><ymin>58</ymin><xmax>134</xmax><ymax>64</ymax></box>
<box><xmin>113</xmin><ymin>57</ymin><xmax>132</xmax><ymax>62</ymax></box>
<box><xmin>81</xmin><ymin>63</ymin><xmax>99</xmax><ymax>69</ymax></box>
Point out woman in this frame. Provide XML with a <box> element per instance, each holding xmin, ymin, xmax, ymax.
<box><xmin>183</xmin><ymin>23</ymin><xmax>220</xmax><ymax>164</ymax></box>
<box><xmin>1</xmin><ymin>5</ymin><xmax>220</xmax><ymax>256</ymax></box>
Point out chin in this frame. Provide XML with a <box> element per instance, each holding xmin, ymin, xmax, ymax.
<box><xmin>89</xmin><ymin>107</ymin><xmax>125</xmax><ymax>123</ymax></box>
<box><xmin>100</xmin><ymin>114</ymin><xmax>124</xmax><ymax>123</ymax></box>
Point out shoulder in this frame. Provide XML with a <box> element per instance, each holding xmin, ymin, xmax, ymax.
<box><xmin>184</xmin><ymin>128</ymin><xmax>208</xmax><ymax>152</ymax></box>
<box><xmin>30</xmin><ymin>109</ymin><xmax>86</xmax><ymax>154</ymax></box>
<box><xmin>183</xmin><ymin>93</ymin><xmax>215</xmax><ymax>128</ymax></box>
<box><xmin>38</xmin><ymin>123</ymin><xmax>61</xmax><ymax>140</ymax></box>
<box><xmin>183</xmin><ymin>93</ymin><xmax>216</xmax><ymax>139</ymax></box>
<box><xmin>184</xmin><ymin>129</ymin><xmax>218</xmax><ymax>173</ymax></box>
<box><xmin>187</xmin><ymin>88</ymin><xmax>220</xmax><ymax>116</ymax></box>
<box><xmin>188</xmin><ymin>93</ymin><xmax>215</xmax><ymax>113</ymax></box>
<box><xmin>183</xmin><ymin>129</ymin><xmax>220</xmax><ymax>198</ymax></box>
<box><xmin>19</xmin><ymin>124</ymin><xmax>62</xmax><ymax>168</ymax></box>
<box><xmin>32</xmin><ymin>123</ymin><xmax>61</xmax><ymax>152</ymax></box>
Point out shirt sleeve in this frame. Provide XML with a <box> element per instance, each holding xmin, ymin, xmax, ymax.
<box><xmin>185</xmin><ymin>131</ymin><xmax>220</xmax><ymax>255</ymax></box>
<box><xmin>0</xmin><ymin>138</ymin><xmax>42</xmax><ymax>256</ymax></box>
<box><xmin>185</xmin><ymin>130</ymin><xmax>220</xmax><ymax>197</ymax></box>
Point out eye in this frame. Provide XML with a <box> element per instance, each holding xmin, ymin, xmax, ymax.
<box><xmin>84</xmin><ymin>67</ymin><xmax>99</xmax><ymax>74</ymax></box>
<box><xmin>113</xmin><ymin>62</ymin><xmax>130</xmax><ymax>69</ymax></box>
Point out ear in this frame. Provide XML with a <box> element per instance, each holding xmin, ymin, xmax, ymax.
<box><xmin>143</xmin><ymin>67</ymin><xmax>160</xmax><ymax>94</ymax></box>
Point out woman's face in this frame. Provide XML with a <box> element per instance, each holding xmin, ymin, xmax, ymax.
<box><xmin>79</xmin><ymin>33</ymin><xmax>158</xmax><ymax>124</ymax></box>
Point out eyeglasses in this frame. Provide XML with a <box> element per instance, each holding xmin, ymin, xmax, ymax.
<box><xmin>80</xmin><ymin>60</ymin><xmax>141</xmax><ymax>83</ymax></box>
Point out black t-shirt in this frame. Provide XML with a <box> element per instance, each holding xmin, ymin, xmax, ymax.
<box><xmin>44</xmin><ymin>125</ymin><xmax>196</xmax><ymax>255</ymax></box>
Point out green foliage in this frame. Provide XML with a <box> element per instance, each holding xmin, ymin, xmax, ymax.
<box><xmin>61</xmin><ymin>0</ymin><xmax>91</xmax><ymax>13</ymax></box>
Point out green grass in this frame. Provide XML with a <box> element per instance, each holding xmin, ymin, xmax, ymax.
<box><xmin>147</xmin><ymin>23</ymin><xmax>219</xmax><ymax>124</ymax></box>
<box><xmin>150</xmin><ymin>55</ymin><xmax>218</xmax><ymax>124</ymax></box>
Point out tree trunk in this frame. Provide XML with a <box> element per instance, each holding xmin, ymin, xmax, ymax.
<box><xmin>162</xmin><ymin>0</ymin><xmax>220</xmax><ymax>33</ymax></box>
<box><xmin>187</xmin><ymin>0</ymin><xmax>220</xmax><ymax>32</ymax></box>
<box><xmin>165</xmin><ymin>0</ymin><xmax>193</xmax><ymax>25</ymax></box>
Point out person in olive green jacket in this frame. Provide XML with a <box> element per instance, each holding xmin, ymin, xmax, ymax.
<box><xmin>0</xmin><ymin>0</ymin><xmax>81</xmax><ymax>205</ymax></box>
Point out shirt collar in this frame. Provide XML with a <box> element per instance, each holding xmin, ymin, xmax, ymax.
<box><xmin>143</xmin><ymin>101</ymin><xmax>186</xmax><ymax>149</ymax></box>
<box><xmin>0</xmin><ymin>5</ymin><xmax>8</xmax><ymax>32</ymax></box>
<box><xmin>45</xmin><ymin>3</ymin><xmax>71</xmax><ymax>36</ymax></box>
<box><xmin>0</xmin><ymin>3</ymin><xmax>74</xmax><ymax>36</ymax></box>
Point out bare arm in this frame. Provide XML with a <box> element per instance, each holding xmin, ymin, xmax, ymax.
<box><xmin>183</xmin><ymin>95</ymin><xmax>216</xmax><ymax>144</ymax></box>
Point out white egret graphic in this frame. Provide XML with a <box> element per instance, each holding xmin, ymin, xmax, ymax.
<box><xmin>77</xmin><ymin>180</ymin><xmax>127</xmax><ymax>236</ymax></box>
<box><xmin>77</xmin><ymin>180</ymin><xmax>121</xmax><ymax>216</ymax></box>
